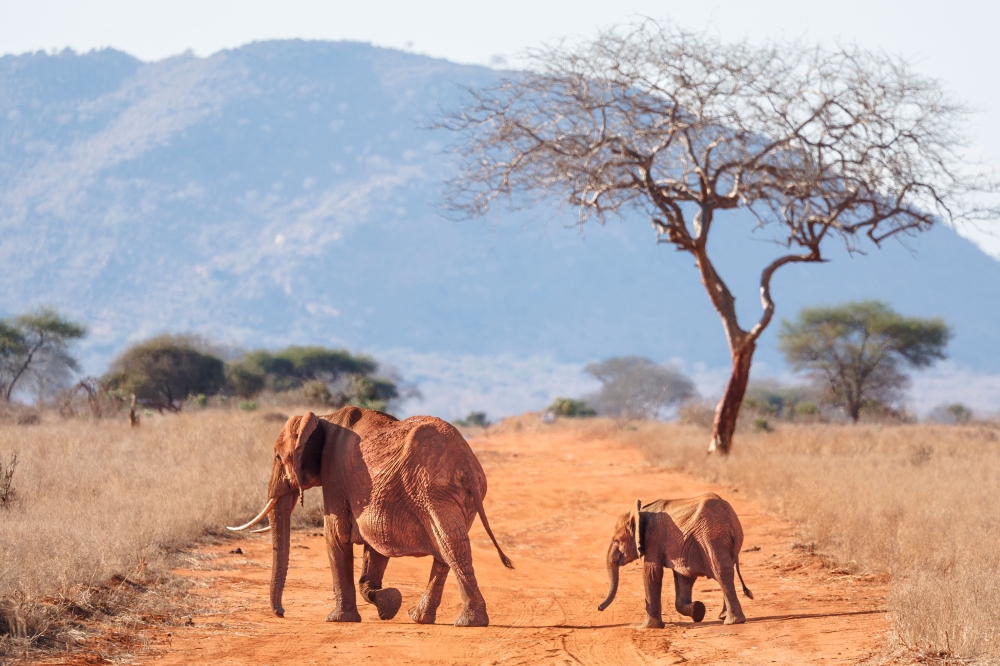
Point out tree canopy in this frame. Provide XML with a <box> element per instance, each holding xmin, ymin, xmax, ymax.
<box><xmin>778</xmin><ymin>301</ymin><xmax>950</xmax><ymax>421</ymax></box>
<box><xmin>441</xmin><ymin>21</ymin><xmax>996</xmax><ymax>452</ymax></box>
<box><xmin>229</xmin><ymin>345</ymin><xmax>399</xmax><ymax>410</ymax></box>
<box><xmin>0</xmin><ymin>308</ymin><xmax>87</xmax><ymax>402</ymax></box>
<box><xmin>235</xmin><ymin>346</ymin><xmax>378</xmax><ymax>392</ymax></box>
<box><xmin>584</xmin><ymin>355</ymin><xmax>695</xmax><ymax>420</ymax></box>
<box><xmin>103</xmin><ymin>334</ymin><xmax>226</xmax><ymax>404</ymax></box>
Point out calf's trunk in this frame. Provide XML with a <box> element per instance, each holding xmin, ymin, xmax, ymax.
<box><xmin>597</xmin><ymin>546</ymin><xmax>621</xmax><ymax>611</ymax></box>
<box><xmin>269</xmin><ymin>492</ymin><xmax>298</xmax><ymax>617</ymax></box>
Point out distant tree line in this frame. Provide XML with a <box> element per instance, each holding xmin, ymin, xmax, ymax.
<box><xmin>0</xmin><ymin>308</ymin><xmax>403</xmax><ymax>413</ymax></box>
<box><xmin>103</xmin><ymin>336</ymin><xmax>401</xmax><ymax>412</ymax></box>
<box><xmin>1</xmin><ymin>301</ymin><xmax>965</xmax><ymax>426</ymax></box>
<box><xmin>549</xmin><ymin>303</ymin><xmax>955</xmax><ymax>426</ymax></box>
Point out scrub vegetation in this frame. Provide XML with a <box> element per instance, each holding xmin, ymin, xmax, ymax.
<box><xmin>2</xmin><ymin>403</ymin><xmax>998</xmax><ymax>663</ymax></box>
<box><xmin>0</xmin><ymin>407</ymin><xmax>324</xmax><ymax>661</ymax></box>
<box><xmin>616</xmin><ymin>418</ymin><xmax>1000</xmax><ymax>662</ymax></box>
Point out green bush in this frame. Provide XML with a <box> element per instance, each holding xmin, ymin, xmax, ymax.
<box><xmin>547</xmin><ymin>397</ymin><xmax>596</xmax><ymax>418</ymax></box>
<box><xmin>302</xmin><ymin>380</ymin><xmax>333</xmax><ymax>406</ymax></box>
<box><xmin>927</xmin><ymin>402</ymin><xmax>974</xmax><ymax>425</ymax></box>
<box><xmin>229</xmin><ymin>346</ymin><xmax>400</xmax><ymax>411</ymax></box>
<box><xmin>102</xmin><ymin>334</ymin><xmax>225</xmax><ymax>403</ymax></box>
<box><xmin>238</xmin><ymin>347</ymin><xmax>378</xmax><ymax>392</ymax></box>
<box><xmin>226</xmin><ymin>363</ymin><xmax>266</xmax><ymax>399</ymax></box>
<box><xmin>454</xmin><ymin>411</ymin><xmax>490</xmax><ymax>428</ymax></box>
<box><xmin>238</xmin><ymin>400</ymin><xmax>259</xmax><ymax>412</ymax></box>
<box><xmin>947</xmin><ymin>403</ymin><xmax>973</xmax><ymax>424</ymax></box>
<box><xmin>795</xmin><ymin>402</ymin><xmax>819</xmax><ymax>416</ymax></box>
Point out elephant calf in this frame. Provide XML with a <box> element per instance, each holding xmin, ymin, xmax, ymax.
<box><xmin>598</xmin><ymin>493</ymin><xmax>753</xmax><ymax>627</ymax></box>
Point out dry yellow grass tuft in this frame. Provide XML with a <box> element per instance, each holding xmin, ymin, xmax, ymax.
<box><xmin>0</xmin><ymin>408</ymin><xmax>324</xmax><ymax>658</ymax></box>
<box><xmin>608</xmin><ymin>418</ymin><xmax>1000</xmax><ymax>662</ymax></box>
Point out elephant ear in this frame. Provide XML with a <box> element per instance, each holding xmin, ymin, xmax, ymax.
<box><xmin>290</xmin><ymin>412</ymin><xmax>324</xmax><ymax>490</ymax></box>
<box><xmin>631</xmin><ymin>499</ymin><xmax>644</xmax><ymax>557</ymax></box>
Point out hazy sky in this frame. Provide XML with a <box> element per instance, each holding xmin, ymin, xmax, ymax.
<box><xmin>2</xmin><ymin>0</ymin><xmax>999</xmax><ymax>255</ymax></box>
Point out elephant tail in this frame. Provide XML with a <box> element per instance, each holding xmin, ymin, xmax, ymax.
<box><xmin>473</xmin><ymin>492</ymin><xmax>514</xmax><ymax>570</ymax></box>
<box><xmin>736</xmin><ymin>559</ymin><xmax>753</xmax><ymax>599</ymax></box>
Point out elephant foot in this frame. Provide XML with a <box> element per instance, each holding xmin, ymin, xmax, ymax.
<box><xmin>408</xmin><ymin>604</ymin><xmax>437</xmax><ymax>625</ymax></box>
<box><xmin>640</xmin><ymin>616</ymin><xmax>665</xmax><ymax>629</ymax></box>
<box><xmin>372</xmin><ymin>588</ymin><xmax>402</xmax><ymax>620</ymax></box>
<box><xmin>326</xmin><ymin>607</ymin><xmax>362</xmax><ymax>623</ymax></box>
<box><xmin>453</xmin><ymin>606</ymin><xmax>489</xmax><ymax>627</ymax></box>
<box><xmin>676</xmin><ymin>601</ymin><xmax>705</xmax><ymax>623</ymax></box>
<box><xmin>722</xmin><ymin>612</ymin><xmax>746</xmax><ymax>625</ymax></box>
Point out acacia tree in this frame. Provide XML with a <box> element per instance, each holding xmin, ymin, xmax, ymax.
<box><xmin>102</xmin><ymin>334</ymin><xmax>226</xmax><ymax>404</ymax></box>
<box><xmin>440</xmin><ymin>23</ymin><xmax>996</xmax><ymax>453</ymax></box>
<box><xmin>584</xmin><ymin>355</ymin><xmax>695</xmax><ymax>420</ymax></box>
<box><xmin>779</xmin><ymin>301</ymin><xmax>949</xmax><ymax>421</ymax></box>
<box><xmin>1</xmin><ymin>308</ymin><xmax>87</xmax><ymax>402</ymax></box>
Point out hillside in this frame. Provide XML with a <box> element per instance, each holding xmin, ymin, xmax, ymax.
<box><xmin>2</xmin><ymin>41</ymin><xmax>999</xmax><ymax>416</ymax></box>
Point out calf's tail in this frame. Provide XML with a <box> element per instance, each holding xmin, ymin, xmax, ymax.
<box><xmin>736</xmin><ymin>560</ymin><xmax>753</xmax><ymax>599</ymax></box>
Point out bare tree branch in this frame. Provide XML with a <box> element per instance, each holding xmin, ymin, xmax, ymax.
<box><xmin>437</xmin><ymin>21</ymin><xmax>998</xmax><ymax>453</ymax></box>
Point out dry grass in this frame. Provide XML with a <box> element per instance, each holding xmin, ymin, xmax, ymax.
<box><xmin>0</xmin><ymin>407</ymin><xmax>322</xmax><ymax>661</ymax></box>
<box><xmin>605</xmin><ymin>418</ymin><xmax>1000</xmax><ymax>663</ymax></box>
<box><xmin>6</xmin><ymin>406</ymin><xmax>999</xmax><ymax>663</ymax></box>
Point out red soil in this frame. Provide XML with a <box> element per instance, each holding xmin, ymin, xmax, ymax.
<box><xmin>142</xmin><ymin>426</ymin><xmax>888</xmax><ymax>664</ymax></box>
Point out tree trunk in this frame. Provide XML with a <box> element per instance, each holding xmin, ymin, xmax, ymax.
<box><xmin>708</xmin><ymin>341</ymin><xmax>756</xmax><ymax>455</ymax></box>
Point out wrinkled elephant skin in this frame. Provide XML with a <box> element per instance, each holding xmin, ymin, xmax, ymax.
<box><xmin>239</xmin><ymin>407</ymin><xmax>513</xmax><ymax>627</ymax></box>
<box><xmin>598</xmin><ymin>493</ymin><xmax>753</xmax><ymax>627</ymax></box>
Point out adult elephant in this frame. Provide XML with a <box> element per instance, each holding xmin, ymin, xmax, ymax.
<box><xmin>228</xmin><ymin>407</ymin><xmax>513</xmax><ymax>627</ymax></box>
<box><xmin>597</xmin><ymin>494</ymin><xmax>752</xmax><ymax>626</ymax></box>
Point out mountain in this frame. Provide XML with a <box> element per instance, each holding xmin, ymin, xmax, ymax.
<box><xmin>2</xmin><ymin>41</ymin><xmax>999</xmax><ymax>417</ymax></box>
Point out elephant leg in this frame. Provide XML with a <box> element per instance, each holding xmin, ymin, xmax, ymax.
<box><xmin>324</xmin><ymin>516</ymin><xmax>361</xmax><ymax>622</ymax></box>
<box><xmin>428</xmin><ymin>508</ymin><xmax>489</xmax><ymax>627</ymax></box>
<box><xmin>713</xmin><ymin>561</ymin><xmax>745</xmax><ymax>625</ymax></box>
<box><xmin>641</xmin><ymin>561</ymin><xmax>665</xmax><ymax>628</ymax></box>
<box><xmin>408</xmin><ymin>558</ymin><xmax>450</xmax><ymax>625</ymax></box>
<box><xmin>673</xmin><ymin>571</ymin><xmax>706</xmax><ymax>623</ymax></box>
<box><xmin>359</xmin><ymin>545</ymin><xmax>402</xmax><ymax>620</ymax></box>
<box><xmin>445</xmin><ymin>545</ymin><xmax>489</xmax><ymax>627</ymax></box>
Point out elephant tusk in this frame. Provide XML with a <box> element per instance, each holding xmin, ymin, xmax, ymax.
<box><xmin>227</xmin><ymin>498</ymin><xmax>277</xmax><ymax>531</ymax></box>
<box><xmin>251</xmin><ymin>525</ymin><xmax>272</xmax><ymax>533</ymax></box>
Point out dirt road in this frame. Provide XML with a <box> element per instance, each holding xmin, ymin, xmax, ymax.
<box><xmin>148</xmin><ymin>424</ymin><xmax>887</xmax><ymax>665</ymax></box>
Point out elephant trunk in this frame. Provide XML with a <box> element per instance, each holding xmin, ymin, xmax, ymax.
<box><xmin>597</xmin><ymin>545</ymin><xmax>621</xmax><ymax>611</ymax></box>
<box><xmin>269</xmin><ymin>491</ymin><xmax>298</xmax><ymax>617</ymax></box>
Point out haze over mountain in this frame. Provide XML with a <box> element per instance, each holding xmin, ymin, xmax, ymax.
<box><xmin>2</xmin><ymin>41</ymin><xmax>999</xmax><ymax>417</ymax></box>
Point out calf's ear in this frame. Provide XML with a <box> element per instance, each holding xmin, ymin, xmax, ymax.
<box><xmin>631</xmin><ymin>499</ymin><xmax>643</xmax><ymax>556</ymax></box>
